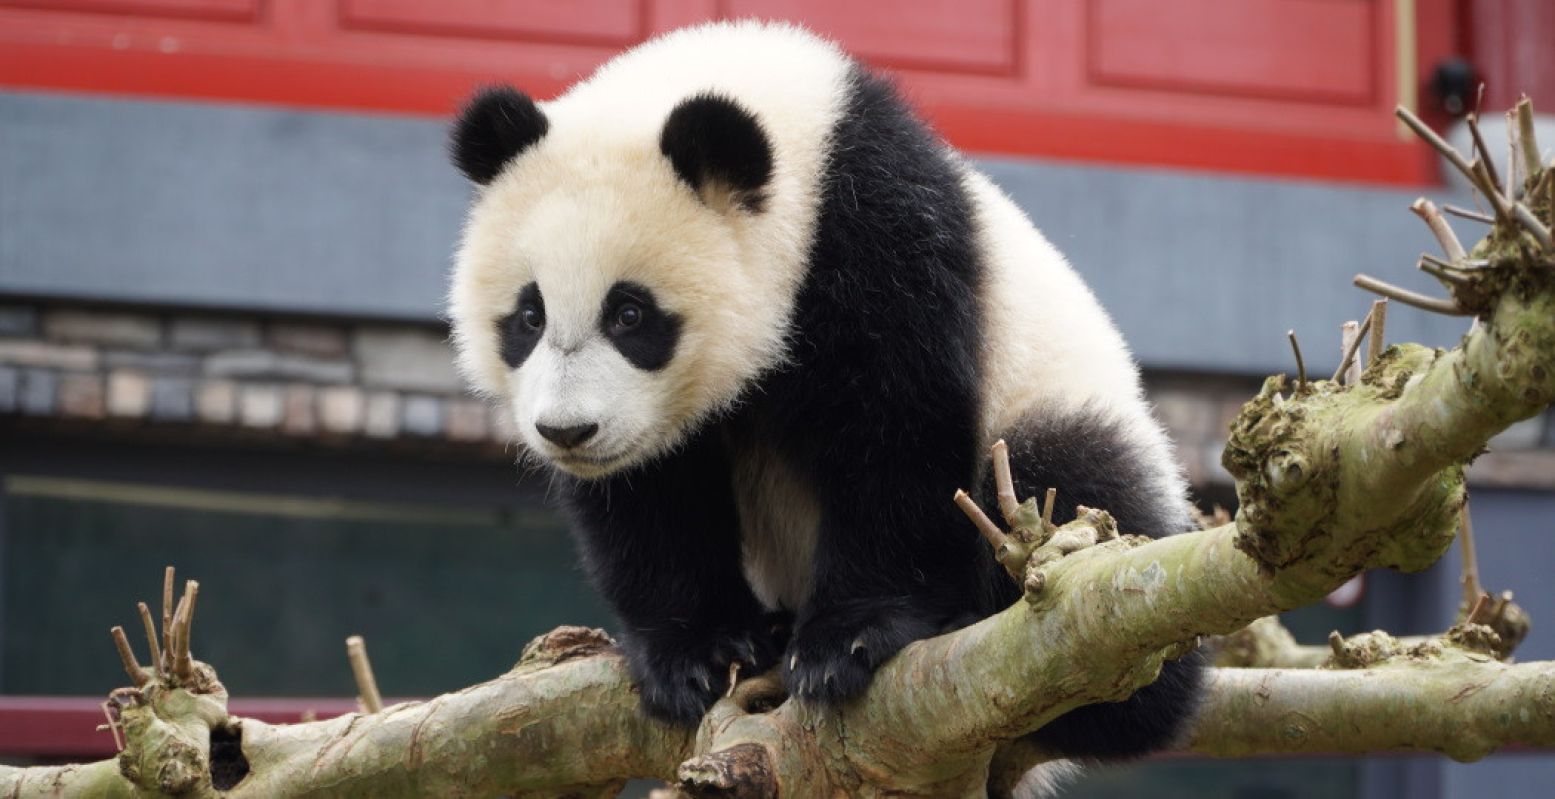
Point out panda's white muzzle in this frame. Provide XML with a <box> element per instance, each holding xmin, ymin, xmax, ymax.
<box><xmin>516</xmin><ymin>337</ymin><xmax>662</xmax><ymax>477</ymax></box>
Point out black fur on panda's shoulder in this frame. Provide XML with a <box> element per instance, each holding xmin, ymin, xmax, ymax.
<box><xmin>450</xmin><ymin>85</ymin><xmax>549</xmax><ymax>185</ymax></box>
<box><xmin>751</xmin><ymin>64</ymin><xmax>989</xmax><ymax>699</ymax></box>
<box><xmin>659</xmin><ymin>93</ymin><xmax>774</xmax><ymax>212</ymax></box>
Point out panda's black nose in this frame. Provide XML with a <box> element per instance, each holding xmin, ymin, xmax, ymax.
<box><xmin>536</xmin><ymin>422</ymin><xmax>599</xmax><ymax>449</ymax></box>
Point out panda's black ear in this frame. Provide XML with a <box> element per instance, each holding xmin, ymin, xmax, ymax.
<box><xmin>450</xmin><ymin>85</ymin><xmax>549</xmax><ymax>185</ymax></box>
<box><xmin>659</xmin><ymin>94</ymin><xmax>774</xmax><ymax>212</ymax></box>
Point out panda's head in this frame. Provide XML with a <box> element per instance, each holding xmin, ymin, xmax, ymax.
<box><xmin>447</xmin><ymin>85</ymin><xmax>781</xmax><ymax>478</ymax></box>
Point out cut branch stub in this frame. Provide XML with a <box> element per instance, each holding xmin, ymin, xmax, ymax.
<box><xmin>104</xmin><ymin>568</ymin><xmax>231</xmax><ymax>795</ymax></box>
<box><xmin>517</xmin><ymin>625</ymin><xmax>617</xmax><ymax>668</ymax></box>
<box><xmin>1021</xmin><ymin>505</ymin><xmax>1134</xmax><ymax>602</ymax></box>
<box><xmin>346</xmin><ymin>635</ymin><xmax>384</xmax><ymax>714</ymax></box>
<box><xmin>1222</xmin><ymin>376</ymin><xmax>1335</xmax><ymax>576</ymax></box>
<box><xmin>954</xmin><ymin>441</ymin><xmax>1061</xmax><ymax>580</ymax></box>
<box><xmin>676</xmin><ymin>743</ymin><xmax>777</xmax><ymax>799</ymax></box>
<box><xmin>1463</xmin><ymin>590</ymin><xmax>1532</xmax><ymax>659</ymax></box>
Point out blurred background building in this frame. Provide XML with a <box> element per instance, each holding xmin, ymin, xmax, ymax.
<box><xmin>1</xmin><ymin>2</ymin><xmax>1552</xmax><ymax>796</ymax></box>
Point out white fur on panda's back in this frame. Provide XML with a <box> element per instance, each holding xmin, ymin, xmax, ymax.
<box><xmin>964</xmin><ymin>171</ymin><xmax>1189</xmax><ymax>516</ymax></box>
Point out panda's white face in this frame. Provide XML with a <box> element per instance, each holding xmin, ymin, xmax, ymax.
<box><xmin>450</xmin><ymin>129</ymin><xmax>782</xmax><ymax>478</ymax></box>
<box><xmin>448</xmin><ymin>53</ymin><xmax>840</xmax><ymax>478</ymax></box>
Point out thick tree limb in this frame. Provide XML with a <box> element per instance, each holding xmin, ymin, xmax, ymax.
<box><xmin>1188</xmin><ymin>659</ymin><xmax>1555</xmax><ymax>761</ymax></box>
<box><xmin>0</xmin><ymin>629</ymin><xmax>690</xmax><ymax>798</ymax></box>
<box><xmin>11</xmin><ymin>642</ymin><xmax>1553</xmax><ymax>797</ymax></box>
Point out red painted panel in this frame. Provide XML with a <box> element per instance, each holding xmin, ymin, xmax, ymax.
<box><xmin>723</xmin><ymin>0</ymin><xmax>1017</xmax><ymax>74</ymax></box>
<box><xmin>339</xmin><ymin>0</ymin><xmax>645</xmax><ymax>47</ymax></box>
<box><xmin>1089</xmin><ymin>0</ymin><xmax>1376</xmax><ymax>105</ymax></box>
<box><xmin>1466</xmin><ymin>0</ymin><xmax>1555</xmax><ymax>110</ymax></box>
<box><xmin>0</xmin><ymin>0</ymin><xmax>257</xmax><ymax>22</ymax></box>
<box><xmin>0</xmin><ymin>0</ymin><xmax>1459</xmax><ymax>185</ymax></box>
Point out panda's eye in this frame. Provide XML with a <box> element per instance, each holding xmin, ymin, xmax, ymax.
<box><xmin>613</xmin><ymin>303</ymin><xmax>642</xmax><ymax>331</ymax></box>
<box><xmin>521</xmin><ymin>306</ymin><xmax>544</xmax><ymax>331</ymax></box>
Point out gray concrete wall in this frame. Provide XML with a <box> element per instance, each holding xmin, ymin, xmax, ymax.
<box><xmin>1</xmin><ymin>91</ymin><xmax>1486</xmax><ymax>375</ymax></box>
<box><xmin>0</xmin><ymin>92</ymin><xmax>466</xmax><ymax>323</ymax></box>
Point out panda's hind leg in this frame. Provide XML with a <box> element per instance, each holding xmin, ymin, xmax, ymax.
<box><xmin>980</xmin><ymin>403</ymin><xmax>1204</xmax><ymax>760</ymax></box>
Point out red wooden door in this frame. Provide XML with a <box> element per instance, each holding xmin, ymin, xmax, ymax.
<box><xmin>0</xmin><ymin>0</ymin><xmax>1455</xmax><ymax>183</ymax></box>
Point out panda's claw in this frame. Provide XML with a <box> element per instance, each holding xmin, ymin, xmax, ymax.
<box><xmin>784</xmin><ymin>601</ymin><xmax>942</xmax><ymax>705</ymax></box>
<box><xmin>625</xmin><ymin>623</ymin><xmax>781</xmax><ymax>726</ymax></box>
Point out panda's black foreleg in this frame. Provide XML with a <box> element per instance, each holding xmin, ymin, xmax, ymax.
<box><xmin>783</xmin><ymin>449</ymin><xmax>991</xmax><ymax>704</ymax></box>
<box><xmin>982</xmin><ymin>405</ymin><xmax>1205</xmax><ymax>759</ymax></box>
<box><xmin>559</xmin><ymin>428</ymin><xmax>781</xmax><ymax>725</ymax></box>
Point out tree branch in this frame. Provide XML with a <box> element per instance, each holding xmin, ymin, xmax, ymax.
<box><xmin>1188</xmin><ymin>659</ymin><xmax>1555</xmax><ymax>760</ymax></box>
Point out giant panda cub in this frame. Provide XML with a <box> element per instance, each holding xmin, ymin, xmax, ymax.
<box><xmin>448</xmin><ymin>20</ymin><xmax>1202</xmax><ymax>761</ymax></box>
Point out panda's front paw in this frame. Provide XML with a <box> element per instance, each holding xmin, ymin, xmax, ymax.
<box><xmin>784</xmin><ymin>600</ymin><xmax>940</xmax><ymax>705</ymax></box>
<box><xmin>624</xmin><ymin>626</ymin><xmax>780</xmax><ymax>725</ymax></box>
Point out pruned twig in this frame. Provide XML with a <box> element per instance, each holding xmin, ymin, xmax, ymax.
<box><xmin>990</xmin><ymin>439</ymin><xmax>1019</xmax><ymax>525</ymax></box>
<box><xmin>1466</xmin><ymin>109</ymin><xmax>1503</xmax><ymax>196</ymax></box>
<box><xmin>161</xmin><ymin>565</ymin><xmax>174</xmax><ymax>654</ymax></box>
<box><xmin>1287</xmin><ymin>330</ymin><xmax>1307</xmax><ymax>391</ymax></box>
<box><xmin>1366</xmin><ymin>299</ymin><xmax>1388</xmax><ymax>369</ymax></box>
<box><xmin>1443</xmin><ymin>205</ymin><xmax>1495</xmax><ymax>224</ymax></box>
<box><xmin>954</xmin><ymin>488</ymin><xmax>1007</xmax><ymax>550</ymax></box>
<box><xmin>1459</xmin><ymin>502</ymin><xmax>1483</xmax><ymax>615</ymax></box>
<box><xmin>170</xmin><ymin>580</ymin><xmax>198</xmax><ymax>683</ymax></box>
<box><xmin>1467</xmin><ymin>593</ymin><xmax>1493</xmax><ymax>625</ymax></box>
<box><xmin>137</xmin><ymin>602</ymin><xmax>162</xmax><ymax>680</ymax></box>
<box><xmin>347</xmin><ymin>635</ymin><xmax>385</xmax><ymax>714</ymax></box>
<box><xmin>1512</xmin><ymin>204</ymin><xmax>1553</xmax><ymax>248</ymax></box>
<box><xmin>1512</xmin><ymin>96</ymin><xmax>1541</xmax><ymax>195</ymax></box>
<box><xmin>1397</xmin><ymin>105</ymin><xmax>1551</xmax><ymax>248</ymax></box>
<box><xmin>1397</xmin><ymin>106</ymin><xmax>1502</xmax><ymax>211</ymax></box>
<box><xmin>1338</xmin><ymin>320</ymin><xmax>1363</xmax><ymax>385</ymax></box>
<box><xmin>110</xmin><ymin>625</ymin><xmax>147</xmax><ymax>687</ymax></box>
<box><xmin>1419</xmin><ymin>255</ymin><xmax>1474</xmax><ymax>285</ymax></box>
<box><xmin>1353</xmin><ymin>274</ymin><xmax>1469</xmax><ymax>316</ymax></box>
<box><xmin>1410</xmin><ymin>198</ymin><xmax>1467</xmax><ymax>262</ymax></box>
<box><xmin>1424</xmin><ymin>256</ymin><xmax>1467</xmax><ymax>284</ymax></box>
<box><xmin>1332</xmin><ymin>315</ymin><xmax>1372</xmax><ymax>384</ymax></box>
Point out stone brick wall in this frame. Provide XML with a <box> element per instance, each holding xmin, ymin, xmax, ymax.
<box><xmin>3</xmin><ymin>300</ymin><xmax>1552</xmax><ymax>489</ymax></box>
<box><xmin>0</xmin><ymin>302</ymin><xmax>511</xmax><ymax>448</ymax></box>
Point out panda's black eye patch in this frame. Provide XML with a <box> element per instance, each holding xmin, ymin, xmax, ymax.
<box><xmin>601</xmin><ymin>281</ymin><xmax>681</xmax><ymax>371</ymax></box>
<box><xmin>496</xmin><ymin>282</ymin><xmax>544</xmax><ymax>367</ymax></box>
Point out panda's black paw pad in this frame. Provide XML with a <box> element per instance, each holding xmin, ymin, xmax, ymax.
<box><xmin>629</xmin><ymin>628</ymin><xmax>780</xmax><ymax>725</ymax></box>
<box><xmin>784</xmin><ymin>606</ymin><xmax>936</xmax><ymax>705</ymax></box>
